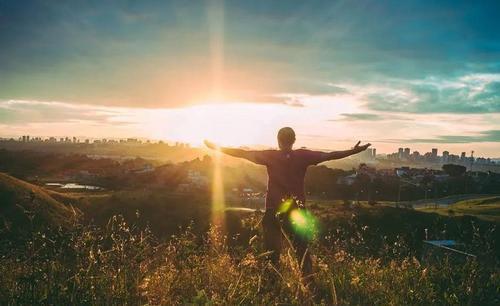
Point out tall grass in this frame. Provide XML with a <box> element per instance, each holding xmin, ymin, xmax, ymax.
<box><xmin>0</xmin><ymin>213</ymin><xmax>498</xmax><ymax>305</ymax></box>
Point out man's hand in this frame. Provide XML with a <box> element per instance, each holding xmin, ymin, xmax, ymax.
<box><xmin>204</xmin><ymin>140</ymin><xmax>219</xmax><ymax>150</ymax></box>
<box><xmin>353</xmin><ymin>141</ymin><xmax>371</xmax><ymax>152</ymax></box>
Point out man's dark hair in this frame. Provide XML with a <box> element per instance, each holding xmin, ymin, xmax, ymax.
<box><xmin>277</xmin><ymin>127</ymin><xmax>296</xmax><ymax>146</ymax></box>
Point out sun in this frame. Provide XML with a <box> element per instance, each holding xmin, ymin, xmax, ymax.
<box><xmin>144</xmin><ymin>102</ymin><xmax>288</xmax><ymax>147</ymax></box>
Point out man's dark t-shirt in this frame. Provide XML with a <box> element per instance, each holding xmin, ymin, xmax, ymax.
<box><xmin>251</xmin><ymin>149</ymin><xmax>324</xmax><ymax>210</ymax></box>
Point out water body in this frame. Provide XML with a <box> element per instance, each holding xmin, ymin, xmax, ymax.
<box><xmin>45</xmin><ymin>182</ymin><xmax>102</xmax><ymax>190</ymax></box>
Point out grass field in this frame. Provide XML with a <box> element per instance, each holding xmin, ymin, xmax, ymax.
<box><xmin>417</xmin><ymin>196</ymin><xmax>500</xmax><ymax>222</ymax></box>
<box><xmin>1</xmin><ymin>174</ymin><xmax>499</xmax><ymax>304</ymax></box>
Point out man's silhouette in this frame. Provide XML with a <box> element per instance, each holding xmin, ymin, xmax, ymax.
<box><xmin>205</xmin><ymin>127</ymin><xmax>370</xmax><ymax>276</ymax></box>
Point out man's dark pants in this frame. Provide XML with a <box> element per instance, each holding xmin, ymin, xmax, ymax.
<box><xmin>262</xmin><ymin>209</ymin><xmax>313</xmax><ymax>276</ymax></box>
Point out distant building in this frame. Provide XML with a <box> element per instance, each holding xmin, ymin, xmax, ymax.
<box><xmin>358</xmin><ymin>148</ymin><xmax>375</xmax><ymax>161</ymax></box>
<box><xmin>449</xmin><ymin>154</ymin><xmax>459</xmax><ymax>163</ymax></box>
<box><xmin>127</xmin><ymin>138</ymin><xmax>140</xmax><ymax>144</ymax></box>
<box><xmin>442</xmin><ymin>151</ymin><xmax>449</xmax><ymax>163</ymax></box>
<box><xmin>186</xmin><ymin>170</ymin><xmax>209</xmax><ymax>188</ymax></box>
<box><xmin>398</xmin><ymin>148</ymin><xmax>404</xmax><ymax>159</ymax></box>
<box><xmin>404</xmin><ymin>148</ymin><xmax>410</xmax><ymax>159</ymax></box>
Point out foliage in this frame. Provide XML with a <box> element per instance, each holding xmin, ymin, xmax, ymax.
<box><xmin>0</xmin><ymin>211</ymin><xmax>498</xmax><ymax>305</ymax></box>
<box><xmin>442</xmin><ymin>164</ymin><xmax>467</xmax><ymax>177</ymax></box>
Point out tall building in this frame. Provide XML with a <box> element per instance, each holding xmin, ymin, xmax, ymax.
<box><xmin>460</xmin><ymin>152</ymin><xmax>466</xmax><ymax>160</ymax></box>
<box><xmin>404</xmin><ymin>148</ymin><xmax>410</xmax><ymax>159</ymax></box>
<box><xmin>442</xmin><ymin>151</ymin><xmax>449</xmax><ymax>163</ymax></box>
<box><xmin>359</xmin><ymin>148</ymin><xmax>374</xmax><ymax>161</ymax></box>
<box><xmin>432</xmin><ymin>148</ymin><xmax>438</xmax><ymax>158</ymax></box>
<box><xmin>398</xmin><ymin>148</ymin><xmax>404</xmax><ymax>159</ymax></box>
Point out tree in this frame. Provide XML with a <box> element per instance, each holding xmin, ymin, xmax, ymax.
<box><xmin>442</xmin><ymin>164</ymin><xmax>466</xmax><ymax>177</ymax></box>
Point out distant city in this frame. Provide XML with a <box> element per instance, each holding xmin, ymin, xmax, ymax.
<box><xmin>356</xmin><ymin>147</ymin><xmax>497</xmax><ymax>167</ymax></box>
<box><xmin>0</xmin><ymin>135</ymin><xmax>498</xmax><ymax>171</ymax></box>
<box><xmin>2</xmin><ymin>135</ymin><xmax>191</xmax><ymax>148</ymax></box>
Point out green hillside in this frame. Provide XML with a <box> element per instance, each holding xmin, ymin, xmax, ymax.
<box><xmin>418</xmin><ymin>196</ymin><xmax>500</xmax><ymax>222</ymax></box>
<box><xmin>0</xmin><ymin>172</ymin><xmax>79</xmax><ymax>232</ymax></box>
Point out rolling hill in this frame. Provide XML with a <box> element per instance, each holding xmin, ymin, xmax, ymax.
<box><xmin>417</xmin><ymin>196</ymin><xmax>500</xmax><ymax>222</ymax></box>
<box><xmin>0</xmin><ymin>172</ymin><xmax>79</xmax><ymax>233</ymax></box>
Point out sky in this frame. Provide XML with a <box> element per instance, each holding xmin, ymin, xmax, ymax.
<box><xmin>0</xmin><ymin>0</ymin><xmax>499</xmax><ymax>156</ymax></box>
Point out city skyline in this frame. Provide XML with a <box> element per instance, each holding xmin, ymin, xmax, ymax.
<box><xmin>2</xmin><ymin>133</ymin><xmax>499</xmax><ymax>160</ymax></box>
<box><xmin>1</xmin><ymin>1</ymin><xmax>499</xmax><ymax>156</ymax></box>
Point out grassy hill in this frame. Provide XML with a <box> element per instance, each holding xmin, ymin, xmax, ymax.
<box><xmin>0</xmin><ymin>182</ymin><xmax>498</xmax><ymax>304</ymax></box>
<box><xmin>417</xmin><ymin>196</ymin><xmax>500</xmax><ymax>222</ymax></box>
<box><xmin>1</xmin><ymin>196</ymin><xmax>498</xmax><ymax>305</ymax></box>
<box><xmin>0</xmin><ymin>172</ymin><xmax>79</xmax><ymax>233</ymax></box>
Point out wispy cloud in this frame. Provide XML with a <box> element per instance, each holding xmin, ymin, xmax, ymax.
<box><xmin>2</xmin><ymin>1</ymin><xmax>499</xmax><ymax>108</ymax></box>
<box><xmin>363</xmin><ymin>74</ymin><xmax>500</xmax><ymax>114</ymax></box>
<box><xmin>382</xmin><ymin>130</ymin><xmax>500</xmax><ymax>144</ymax></box>
<box><xmin>335</xmin><ymin>113</ymin><xmax>412</xmax><ymax>121</ymax></box>
<box><xmin>339</xmin><ymin>113</ymin><xmax>383</xmax><ymax>121</ymax></box>
<box><xmin>0</xmin><ymin>100</ymin><xmax>138</xmax><ymax>126</ymax></box>
<box><xmin>336</xmin><ymin>113</ymin><xmax>402</xmax><ymax>121</ymax></box>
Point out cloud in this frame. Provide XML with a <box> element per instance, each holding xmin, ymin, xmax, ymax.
<box><xmin>0</xmin><ymin>100</ymin><xmax>137</xmax><ymax>126</ymax></box>
<box><xmin>283</xmin><ymin>100</ymin><xmax>305</xmax><ymax>107</ymax></box>
<box><xmin>394</xmin><ymin>130</ymin><xmax>500</xmax><ymax>144</ymax></box>
<box><xmin>4</xmin><ymin>1</ymin><xmax>499</xmax><ymax>109</ymax></box>
<box><xmin>329</xmin><ymin>112</ymin><xmax>414</xmax><ymax>122</ymax></box>
<box><xmin>361</xmin><ymin>73</ymin><xmax>500</xmax><ymax>114</ymax></box>
<box><xmin>338</xmin><ymin>113</ymin><xmax>384</xmax><ymax>121</ymax></box>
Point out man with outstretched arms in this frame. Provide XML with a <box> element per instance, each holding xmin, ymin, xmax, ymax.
<box><xmin>205</xmin><ymin>127</ymin><xmax>370</xmax><ymax>276</ymax></box>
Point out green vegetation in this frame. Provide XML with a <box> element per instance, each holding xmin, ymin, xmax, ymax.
<box><xmin>0</xmin><ymin>172</ymin><xmax>78</xmax><ymax>233</ymax></box>
<box><xmin>419</xmin><ymin>196</ymin><xmax>500</xmax><ymax>222</ymax></box>
<box><xmin>78</xmin><ymin>189</ymin><xmax>212</xmax><ymax>237</ymax></box>
<box><xmin>0</xmin><ymin>213</ymin><xmax>498</xmax><ymax>305</ymax></box>
<box><xmin>0</xmin><ymin>174</ymin><xmax>499</xmax><ymax>304</ymax></box>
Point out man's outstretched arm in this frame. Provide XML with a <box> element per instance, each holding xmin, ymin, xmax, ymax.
<box><xmin>315</xmin><ymin>141</ymin><xmax>371</xmax><ymax>164</ymax></box>
<box><xmin>204</xmin><ymin>140</ymin><xmax>264</xmax><ymax>164</ymax></box>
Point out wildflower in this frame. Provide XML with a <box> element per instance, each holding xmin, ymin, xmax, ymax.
<box><xmin>351</xmin><ymin>276</ymin><xmax>361</xmax><ymax>286</ymax></box>
<box><xmin>420</xmin><ymin>268</ymin><xmax>428</xmax><ymax>280</ymax></box>
<box><xmin>318</xmin><ymin>261</ymin><xmax>328</xmax><ymax>272</ymax></box>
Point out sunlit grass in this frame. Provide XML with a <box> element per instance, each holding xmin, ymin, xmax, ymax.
<box><xmin>1</xmin><ymin>214</ymin><xmax>497</xmax><ymax>305</ymax></box>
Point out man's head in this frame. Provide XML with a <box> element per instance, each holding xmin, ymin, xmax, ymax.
<box><xmin>277</xmin><ymin>127</ymin><xmax>295</xmax><ymax>151</ymax></box>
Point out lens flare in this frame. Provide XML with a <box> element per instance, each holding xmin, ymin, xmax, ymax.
<box><xmin>289</xmin><ymin>209</ymin><xmax>318</xmax><ymax>240</ymax></box>
<box><xmin>211</xmin><ymin>149</ymin><xmax>225</xmax><ymax>229</ymax></box>
<box><xmin>207</xmin><ymin>0</ymin><xmax>226</xmax><ymax>233</ymax></box>
<box><xmin>277</xmin><ymin>198</ymin><xmax>294</xmax><ymax>214</ymax></box>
